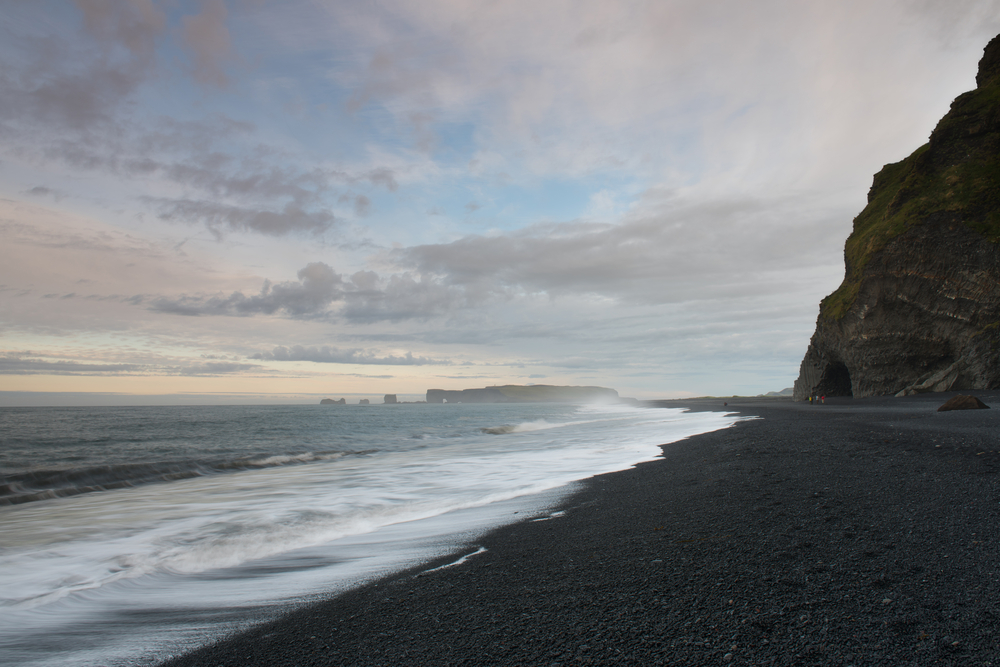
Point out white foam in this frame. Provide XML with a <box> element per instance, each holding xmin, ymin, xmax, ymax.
<box><xmin>0</xmin><ymin>404</ymin><xmax>741</xmax><ymax>666</ymax></box>
<box><xmin>423</xmin><ymin>546</ymin><xmax>488</xmax><ymax>572</ymax></box>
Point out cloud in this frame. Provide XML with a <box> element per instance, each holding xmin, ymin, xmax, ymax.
<box><xmin>22</xmin><ymin>111</ymin><xmax>404</xmax><ymax>237</ymax></box>
<box><xmin>174</xmin><ymin>361</ymin><xmax>259</xmax><ymax>375</ymax></box>
<box><xmin>341</xmin><ymin>271</ymin><xmax>468</xmax><ymax>323</ymax></box>
<box><xmin>24</xmin><ymin>186</ymin><xmax>64</xmax><ymax>201</ymax></box>
<box><xmin>142</xmin><ymin>189</ymin><xmax>848</xmax><ymax>329</ymax></box>
<box><xmin>353</xmin><ymin>194</ymin><xmax>371</xmax><ymax>216</ymax></box>
<box><xmin>0</xmin><ymin>355</ymin><xmax>143</xmax><ymax>375</ymax></box>
<box><xmin>365</xmin><ymin>168</ymin><xmax>399</xmax><ymax>192</ymax></box>
<box><xmin>314</xmin><ymin>0</ymin><xmax>1000</xmax><ymax>192</ymax></box>
<box><xmin>251</xmin><ymin>345</ymin><xmax>447</xmax><ymax>365</ymax></box>
<box><xmin>0</xmin><ymin>352</ymin><xmax>261</xmax><ymax>377</ymax></box>
<box><xmin>149</xmin><ymin>198</ymin><xmax>334</xmax><ymax>236</ymax></box>
<box><xmin>6</xmin><ymin>1</ymin><xmax>1000</xmax><ymax>401</ymax></box>
<box><xmin>0</xmin><ymin>4</ymin><xmax>405</xmax><ymax>240</ymax></box>
<box><xmin>397</xmin><ymin>193</ymin><xmax>852</xmax><ymax>306</ymax></box>
<box><xmin>0</xmin><ymin>1</ymin><xmax>165</xmax><ymax>132</ymax></box>
<box><xmin>181</xmin><ymin>0</ymin><xmax>236</xmax><ymax>87</ymax></box>
<box><xmin>75</xmin><ymin>0</ymin><xmax>165</xmax><ymax>65</ymax></box>
<box><xmin>150</xmin><ymin>262</ymin><xmax>469</xmax><ymax>322</ymax></box>
<box><xmin>151</xmin><ymin>261</ymin><xmax>344</xmax><ymax>317</ymax></box>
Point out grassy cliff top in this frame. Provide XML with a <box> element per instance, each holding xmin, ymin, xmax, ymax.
<box><xmin>820</xmin><ymin>37</ymin><xmax>1000</xmax><ymax>321</ymax></box>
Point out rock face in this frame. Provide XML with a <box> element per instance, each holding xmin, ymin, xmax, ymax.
<box><xmin>794</xmin><ymin>35</ymin><xmax>1000</xmax><ymax>400</ymax></box>
<box><xmin>383</xmin><ymin>394</ymin><xmax>397</xmax><ymax>404</ymax></box>
<box><xmin>320</xmin><ymin>398</ymin><xmax>346</xmax><ymax>405</ymax></box>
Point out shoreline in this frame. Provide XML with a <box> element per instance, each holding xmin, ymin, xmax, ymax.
<box><xmin>162</xmin><ymin>391</ymin><xmax>1000</xmax><ymax>666</ymax></box>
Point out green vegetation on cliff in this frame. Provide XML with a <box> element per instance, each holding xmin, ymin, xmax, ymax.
<box><xmin>820</xmin><ymin>61</ymin><xmax>1000</xmax><ymax>321</ymax></box>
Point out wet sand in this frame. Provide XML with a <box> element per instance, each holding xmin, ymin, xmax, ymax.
<box><xmin>162</xmin><ymin>392</ymin><xmax>1000</xmax><ymax>666</ymax></box>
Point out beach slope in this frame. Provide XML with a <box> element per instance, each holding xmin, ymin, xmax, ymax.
<box><xmin>163</xmin><ymin>394</ymin><xmax>1000</xmax><ymax>666</ymax></box>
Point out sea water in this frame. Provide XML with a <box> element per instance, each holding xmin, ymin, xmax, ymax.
<box><xmin>0</xmin><ymin>402</ymin><xmax>738</xmax><ymax>666</ymax></box>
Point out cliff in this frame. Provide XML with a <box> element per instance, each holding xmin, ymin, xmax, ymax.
<box><xmin>426</xmin><ymin>385</ymin><xmax>620</xmax><ymax>404</ymax></box>
<box><xmin>794</xmin><ymin>35</ymin><xmax>1000</xmax><ymax>399</ymax></box>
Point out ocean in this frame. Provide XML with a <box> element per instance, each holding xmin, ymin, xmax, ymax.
<box><xmin>0</xmin><ymin>402</ymin><xmax>739</xmax><ymax>666</ymax></box>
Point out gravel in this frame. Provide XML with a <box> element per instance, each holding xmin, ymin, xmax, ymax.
<box><xmin>161</xmin><ymin>392</ymin><xmax>1000</xmax><ymax>666</ymax></box>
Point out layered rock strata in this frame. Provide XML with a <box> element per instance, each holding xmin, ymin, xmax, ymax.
<box><xmin>794</xmin><ymin>35</ymin><xmax>1000</xmax><ymax>399</ymax></box>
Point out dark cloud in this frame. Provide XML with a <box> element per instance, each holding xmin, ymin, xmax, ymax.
<box><xmin>251</xmin><ymin>345</ymin><xmax>447</xmax><ymax>365</ymax></box>
<box><xmin>152</xmin><ymin>262</ymin><xmax>344</xmax><ymax>316</ymax></box>
<box><xmin>150</xmin><ymin>198</ymin><xmax>334</xmax><ymax>236</ymax></box>
<box><xmin>150</xmin><ymin>262</ymin><xmax>468</xmax><ymax>322</ymax></box>
<box><xmin>25</xmin><ymin>186</ymin><xmax>61</xmax><ymax>200</ymax></box>
<box><xmin>160</xmin><ymin>161</ymin><xmax>328</xmax><ymax>204</ymax></box>
<box><xmin>365</xmin><ymin>167</ymin><xmax>399</xmax><ymax>192</ymax></box>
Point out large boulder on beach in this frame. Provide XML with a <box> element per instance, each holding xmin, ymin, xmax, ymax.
<box><xmin>937</xmin><ymin>394</ymin><xmax>990</xmax><ymax>411</ymax></box>
<box><xmin>794</xmin><ymin>34</ymin><xmax>1000</xmax><ymax>400</ymax></box>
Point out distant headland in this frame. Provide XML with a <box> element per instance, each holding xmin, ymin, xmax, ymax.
<box><xmin>319</xmin><ymin>385</ymin><xmax>623</xmax><ymax>405</ymax></box>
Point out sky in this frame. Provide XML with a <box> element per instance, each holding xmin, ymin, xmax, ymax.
<box><xmin>1</xmin><ymin>0</ymin><xmax>999</xmax><ymax>405</ymax></box>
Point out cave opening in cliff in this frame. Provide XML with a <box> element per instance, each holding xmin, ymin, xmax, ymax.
<box><xmin>819</xmin><ymin>362</ymin><xmax>853</xmax><ymax>397</ymax></box>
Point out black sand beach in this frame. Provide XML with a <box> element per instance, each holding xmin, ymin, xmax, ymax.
<box><xmin>163</xmin><ymin>393</ymin><xmax>1000</xmax><ymax>666</ymax></box>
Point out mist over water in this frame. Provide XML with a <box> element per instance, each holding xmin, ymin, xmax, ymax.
<box><xmin>0</xmin><ymin>403</ymin><xmax>739</xmax><ymax>666</ymax></box>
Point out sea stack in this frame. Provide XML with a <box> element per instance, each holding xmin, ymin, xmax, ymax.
<box><xmin>794</xmin><ymin>35</ymin><xmax>1000</xmax><ymax>400</ymax></box>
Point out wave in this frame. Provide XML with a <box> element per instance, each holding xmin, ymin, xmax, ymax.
<box><xmin>480</xmin><ymin>424</ymin><xmax>517</xmax><ymax>434</ymax></box>
<box><xmin>480</xmin><ymin>419</ymin><xmax>557</xmax><ymax>435</ymax></box>
<box><xmin>0</xmin><ymin>450</ymin><xmax>357</xmax><ymax>506</ymax></box>
<box><xmin>480</xmin><ymin>416</ymin><xmax>617</xmax><ymax>435</ymax></box>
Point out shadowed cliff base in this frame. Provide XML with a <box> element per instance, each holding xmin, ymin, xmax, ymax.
<box><xmin>795</xmin><ymin>33</ymin><xmax>1000</xmax><ymax>400</ymax></box>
